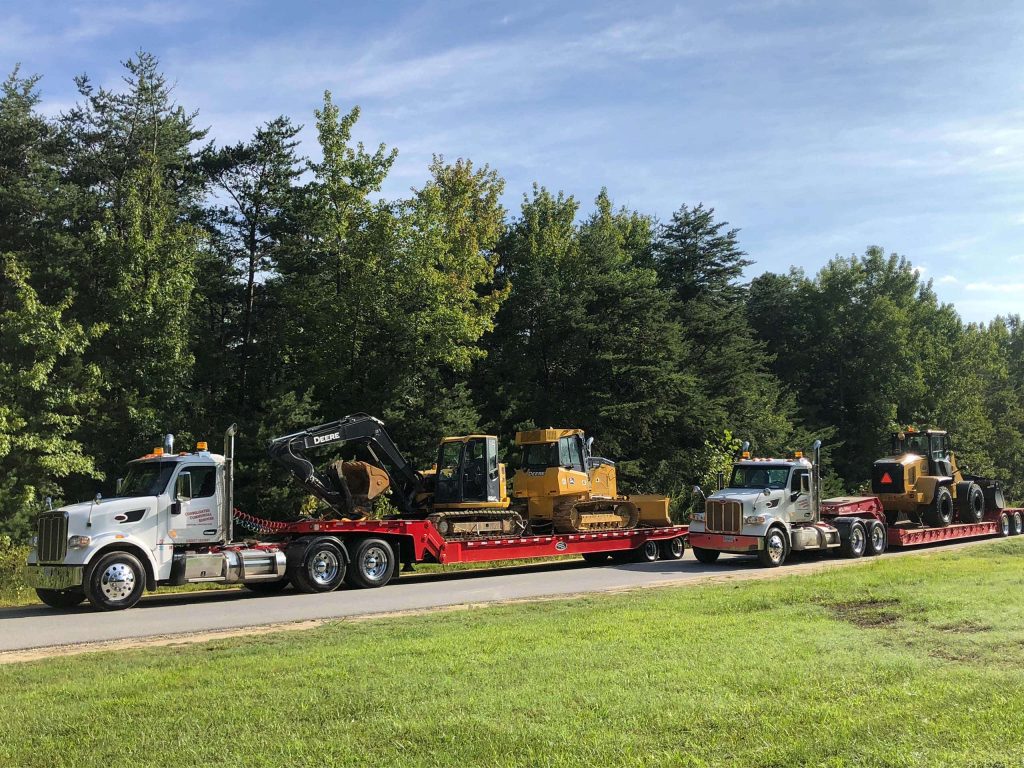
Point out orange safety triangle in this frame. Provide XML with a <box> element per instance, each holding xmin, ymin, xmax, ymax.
<box><xmin>881</xmin><ymin>472</ymin><xmax>893</xmax><ymax>485</ymax></box>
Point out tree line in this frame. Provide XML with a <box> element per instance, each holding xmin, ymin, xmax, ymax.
<box><xmin>2</xmin><ymin>54</ymin><xmax>1022</xmax><ymax>539</ymax></box>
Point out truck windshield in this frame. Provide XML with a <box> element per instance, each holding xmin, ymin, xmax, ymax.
<box><xmin>729</xmin><ymin>465</ymin><xmax>790</xmax><ymax>489</ymax></box>
<box><xmin>119</xmin><ymin>461</ymin><xmax>176</xmax><ymax>497</ymax></box>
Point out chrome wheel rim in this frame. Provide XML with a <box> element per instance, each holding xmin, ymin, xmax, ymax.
<box><xmin>362</xmin><ymin>546</ymin><xmax>390</xmax><ymax>581</ymax></box>
<box><xmin>1015</xmin><ymin>513</ymin><xmax>1022</xmax><ymax>533</ymax></box>
<box><xmin>645</xmin><ymin>542</ymin><xmax>659</xmax><ymax>560</ymax></box>
<box><xmin>767</xmin><ymin>533</ymin><xmax>785</xmax><ymax>563</ymax></box>
<box><xmin>871</xmin><ymin>526</ymin><xmax>885</xmax><ymax>551</ymax></box>
<box><xmin>100</xmin><ymin>562</ymin><xmax>136</xmax><ymax>602</ymax></box>
<box><xmin>310</xmin><ymin>549</ymin><xmax>340</xmax><ymax>586</ymax></box>
<box><xmin>1002</xmin><ymin>516</ymin><xmax>1010</xmax><ymax>535</ymax></box>
<box><xmin>851</xmin><ymin>526</ymin><xmax>865</xmax><ymax>554</ymax></box>
<box><xmin>670</xmin><ymin>538</ymin><xmax>683</xmax><ymax>557</ymax></box>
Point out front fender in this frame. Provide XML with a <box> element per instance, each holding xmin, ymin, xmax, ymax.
<box><xmin>77</xmin><ymin>533</ymin><xmax>160</xmax><ymax>585</ymax></box>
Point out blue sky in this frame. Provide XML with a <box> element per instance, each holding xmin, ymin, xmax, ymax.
<box><xmin>2</xmin><ymin>0</ymin><xmax>1023</xmax><ymax>322</ymax></box>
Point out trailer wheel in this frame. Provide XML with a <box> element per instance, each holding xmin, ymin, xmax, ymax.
<box><xmin>998</xmin><ymin>512</ymin><xmax>1011</xmax><ymax>537</ymax></box>
<box><xmin>922</xmin><ymin>486</ymin><xmax>954</xmax><ymax>528</ymax></box>
<box><xmin>865</xmin><ymin>521</ymin><xmax>887</xmax><ymax>556</ymax></box>
<box><xmin>757</xmin><ymin>527</ymin><xmax>788</xmax><ymax>568</ymax></box>
<box><xmin>290</xmin><ymin>540</ymin><xmax>346</xmax><ymax>593</ymax></box>
<box><xmin>85</xmin><ymin>551</ymin><xmax>146</xmax><ymax>610</ymax></box>
<box><xmin>692</xmin><ymin>547</ymin><xmax>721</xmax><ymax>564</ymax></box>
<box><xmin>35</xmin><ymin>588</ymin><xmax>86</xmax><ymax>609</ymax></box>
<box><xmin>346</xmin><ymin>538</ymin><xmax>395</xmax><ymax>589</ymax></box>
<box><xmin>1012</xmin><ymin>511</ymin><xmax>1023</xmax><ymax>536</ymax></box>
<box><xmin>582</xmin><ymin>552</ymin><xmax>610</xmax><ymax>564</ymax></box>
<box><xmin>244</xmin><ymin>578</ymin><xmax>290</xmax><ymax>594</ymax></box>
<box><xmin>958</xmin><ymin>483</ymin><xmax>985</xmax><ymax>524</ymax></box>
<box><xmin>660</xmin><ymin>537</ymin><xmax>685</xmax><ymax>560</ymax></box>
<box><xmin>637</xmin><ymin>540</ymin><xmax>661</xmax><ymax>562</ymax></box>
<box><xmin>839</xmin><ymin>522</ymin><xmax>867</xmax><ymax>558</ymax></box>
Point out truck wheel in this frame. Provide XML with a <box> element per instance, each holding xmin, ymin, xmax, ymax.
<box><xmin>660</xmin><ymin>537</ymin><xmax>685</xmax><ymax>560</ymax></box>
<box><xmin>346</xmin><ymin>538</ymin><xmax>395</xmax><ymax>589</ymax></box>
<box><xmin>290</xmin><ymin>540</ymin><xmax>346</xmax><ymax>593</ymax></box>
<box><xmin>757</xmin><ymin>527</ymin><xmax>788</xmax><ymax>567</ymax></box>
<box><xmin>85</xmin><ymin>551</ymin><xmax>146</xmax><ymax>610</ymax></box>
<box><xmin>692</xmin><ymin>547</ymin><xmax>721</xmax><ymax>564</ymax></box>
<box><xmin>244</xmin><ymin>578</ymin><xmax>290</xmax><ymax>594</ymax></box>
<box><xmin>581</xmin><ymin>552</ymin><xmax>611</xmax><ymax>564</ymax></box>
<box><xmin>637</xmin><ymin>540</ymin><xmax>661</xmax><ymax>562</ymax></box>
<box><xmin>958</xmin><ymin>483</ymin><xmax>985</xmax><ymax>524</ymax></box>
<box><xmin>1012</xmin><ymin>511</ymin><xmax>1023</xmax><ymax>536</ymax></box>
<box><xmin>998</xmin><ymin>512</ymin><xmax>1011</xmax><ymax>537</ymax></box>
<box><xmin>922</xmin><ymin>486</ymin><xmax>954</xmax><ymax>528</ymax></box>
<box><xmin>865</xmin><ymin>521</ymin><xmax>887</xmax><ymax>556</ymax></box>
<box><xmin>839</xmin><ymin>522</ymin><xmax>867</xmax><ymax>558</ymax></box>
<box><xmin>35</xmin><ymin>588</ymin><xmax>86</xmax><ymax>609</ymax></box>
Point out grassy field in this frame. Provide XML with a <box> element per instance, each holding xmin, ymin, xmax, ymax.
<box><xmin>2</xmin><ymin>540</ymin><xmax>1024</xmax><ymax>767</ymax></box>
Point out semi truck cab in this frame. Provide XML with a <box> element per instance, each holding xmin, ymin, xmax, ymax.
<box><xmin>688</xmin><ymin>441</ymin><xmax>884</xmax><ymax>567</ymax></box>
<box><xmin>24</xmin><ymin>427</ymin><xmax>287</xmax><ymax>610</ymax></box>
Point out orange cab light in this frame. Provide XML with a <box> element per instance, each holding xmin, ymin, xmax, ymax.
<box><xmin>153</xmin><ymin>447</ymin><xmax>164</xmax><ymax>456</ymax></box>
<box><xmin>741</xmin><ymin>451</ymin><xmax>751</xmax><ymax>459</ymax></box>
<box><xmin>196</xmin><ymin>441</ymin><xmax>208</xmax><ymax>451</ymax></box>
<box><xmin>794</xmin><ymin>451</ymin><xmax>803</xmax><ymax>458</ymax></box>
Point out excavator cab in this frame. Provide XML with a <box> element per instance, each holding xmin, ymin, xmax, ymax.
<box><xmin>433</xmin><ymin>436</ymin><xmax>504</xmax><ymax>507</ymax></box>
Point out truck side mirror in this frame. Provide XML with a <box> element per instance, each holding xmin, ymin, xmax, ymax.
<box><xmin>175</xmin><ymin>472</ymin><xmax>192</xmax><ymax>502</ymax></box>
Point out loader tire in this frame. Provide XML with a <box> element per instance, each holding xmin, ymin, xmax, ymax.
<box><xmin>958</xmin><ymin>483</ymin><xmax>985</xmax><ymax>524</ymax></box>
<box><xmin>922</xmin><ymin>486</ymin><xmax>954</xmax><ymax>528</ymax></box>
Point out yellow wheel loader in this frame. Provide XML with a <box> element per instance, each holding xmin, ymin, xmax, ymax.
<box><xmin>871</xmin><ymin>427</ymin><xmax>1005</xmax><ymax>527</ymax></box>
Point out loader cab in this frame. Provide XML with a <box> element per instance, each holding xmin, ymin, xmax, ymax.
<box><xmin>891</xmin><ymin>429</ymin><xmax>953</xmax><ymax>477</ymax></box>
<box><xmin>433</xmin><ymin>436</ymin><xmax>503</xmax><ymax>507</ymax></box>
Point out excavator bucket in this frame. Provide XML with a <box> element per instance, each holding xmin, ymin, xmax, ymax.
<box><xmin>340</xmin><ymin>461</ymin><xmax>391</xmax><ymax>502</ymax></box>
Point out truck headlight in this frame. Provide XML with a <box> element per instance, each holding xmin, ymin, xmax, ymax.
<box><xmin>68</xmin><ymin>535</ymin><xmax>92</xmax><ymax>549</ymax></box>
<box><xmin>691</xmin><ymin>512</ymin><xmax>705</xmax><ymax>522</ymax></box>
<box><xmin>745</xmin><ymin>515</ymin><xmax>766</xmax><ymax>525</ymax></box>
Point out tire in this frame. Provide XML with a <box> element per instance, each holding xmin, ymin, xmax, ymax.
<box><xmin>290</xmin><ymin>539</ymin><xmax>346</xmax><ymax>593</ymax></box>
<box><xmin>659</xmin><ymin>537</ymin><xmax>685</xmax><ymax>560</ymax></box>
<box><xmin>636</xmin><ymin>540</ymin><xmax>660</xmax><ymax>562</ymax></box>
<box><xmin>243</xmin><ymin>578</ymin><xmax>290</xmax><ymax>594</ymax></box>
<box><xmin>998</xmin><ymin>512</ymin><xmax>1011</xmax><ymax>537</ymax></box>
<box><xmin>958</xmin><ymin>483</ymin><xmax>985</xmax><ymax>524</ymax></box>
<box><xmin>922</xmin><ymin>486</ymin><xmax>954</xmax><ymax>528</ymax></box>
<box><xmin>757</xmin><ymin>527</ymin><xmax>788</xmax><ymax>567</ymax></box>
<box><xmin>582</xmin><ymin>552</ymin><xmax>611</xmax><ymax>565</ymax></box>
<box><xmin>35</xmin><ymin>588</ymin><xmax>86</xmax><ymax>609</ymax></box>
<box><xmin>85</xmin><ymin>551</ymin><xmax>146</xmax><ymax>610</ymax></box>
<box><xmin>345</xmin><ymin>538</ymin><xmax>395</xmax><ymax>589</ymax></box>
<box><xmin>865</xmin><ymin>521</ymin><xmax>887</xmax><ymax>556</ymax></box>
<box><xmin>1012</xmin><ymin>511</ymin><xmax>1023</xmax><ymax>536</ymax></box>
<box><xmin>839</xmin><ymin>522</ymin><xmax>867</xmax><ymax>558</ymax></box>
<box><xmin>692</xmin><ymin>546</ymin><xmax>721</xmax><ymax>564</ymax></box>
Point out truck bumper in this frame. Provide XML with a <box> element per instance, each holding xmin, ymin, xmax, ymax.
<box><xmin>23</xmin><ymin>565</ymin><xmax>84</xmax><ymax>591</ymax></box>
<box><xmin>688</xmin><ymin>532</ymin><xmax>761</xmax><ymax>553</ymax></box>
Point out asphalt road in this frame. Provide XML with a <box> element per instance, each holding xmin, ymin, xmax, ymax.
<box><xmin>0</xmin><ymin>538</ymin><xmax>1001</xmax><ymax>653</ymax></box>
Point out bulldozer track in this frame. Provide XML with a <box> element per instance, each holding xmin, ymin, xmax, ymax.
<box><xmin>552</xmin><ymin>499</ymin><xmax>640</xmax><ymax>534</ymax></box>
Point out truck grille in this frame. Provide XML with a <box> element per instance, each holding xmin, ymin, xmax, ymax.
<box><xmin>36</xmin><ymin>512</ymin><xmax>68</xmax><ymax>563</ymax></box>
<box><xmin>706</xmin><ymin>500</ymin><xmax>742</xmax><ymax>533</ymax></box>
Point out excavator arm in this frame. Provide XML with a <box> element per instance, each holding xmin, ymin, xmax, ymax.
<box><xmin>267</xmin><ymin>413</ymin><xmax>425</xmax><ymax>518</ymax></box>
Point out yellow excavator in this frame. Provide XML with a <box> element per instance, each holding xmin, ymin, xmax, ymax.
<box><xmin>512</xmin><ymin>428</ymin><xmax>671</xmax><ymax>533</ymax></box>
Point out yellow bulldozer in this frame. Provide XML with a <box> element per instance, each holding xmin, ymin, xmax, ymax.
<box><xmin>871</xmin><ymin>427</ymin><xmax>1006</xmax><ymax>527</ymax></box>
<box><xmin>512</xmin><ymin>428</ymin><xmax>671</xmax><ymax>533</ymax></box>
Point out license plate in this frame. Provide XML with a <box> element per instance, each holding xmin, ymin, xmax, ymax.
<box><xmin>723</xmin><ymin>536</ymin><xmax>737</xmax><ymax>543</ymax></box>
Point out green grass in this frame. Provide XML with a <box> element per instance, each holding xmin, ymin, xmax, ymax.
<box><xmin>3</xmin><ymin>540</ymin><xmax>1024</xmax><ymax>767</ymax></box>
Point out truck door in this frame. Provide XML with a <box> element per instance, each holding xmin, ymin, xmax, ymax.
<box><xmin>167</xmin><ymin>464</ymin><xmax>223</xmax><ymax>544</ymax></box>
<box><xmin>791</xmin><ymin>468</ymin><xmax>812</xmax><ymax>519</ymax></box>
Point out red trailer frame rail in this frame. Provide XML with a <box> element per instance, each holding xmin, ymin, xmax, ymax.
<box><xmin>277</xmin><ymin>517</ymin><xmax>688</xmax><ymax>566</ymax></box>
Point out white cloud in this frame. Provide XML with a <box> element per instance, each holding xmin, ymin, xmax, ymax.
<box><xmin>938</xmin><ymin>275</ymin><xmax>958</xmax><ymax>285</ymax></box>
<box><xmin>964</xmin><ymin>281</ymin><xmax>1024</xmax><ymax>293</ymax></box>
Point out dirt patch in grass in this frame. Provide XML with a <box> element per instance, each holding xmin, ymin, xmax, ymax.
<box><xmin>828</xmin><ymin>597</ymin><xmax>903</xmax><ymax>627</ymax></box>
<box><xmin>933</xmin><ymin>619</ymin><xmax>994</xmax><ymax>634</ymax></box>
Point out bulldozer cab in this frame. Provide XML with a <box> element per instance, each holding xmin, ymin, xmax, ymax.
<box><xmin>433</xmin><ymin>436</ymin><xmax>501</xmax><ymax>505</ymax></box>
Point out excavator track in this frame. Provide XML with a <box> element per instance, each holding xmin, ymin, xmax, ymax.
<box><xmin>552</xmin><ymin>499</ymin><xmax>640</xmax><ymax>534</ymax></box>
<box><xmin>427</xmin><ymin>509</ymin><xmax>527</xmax><ymax>539</ymax></box>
